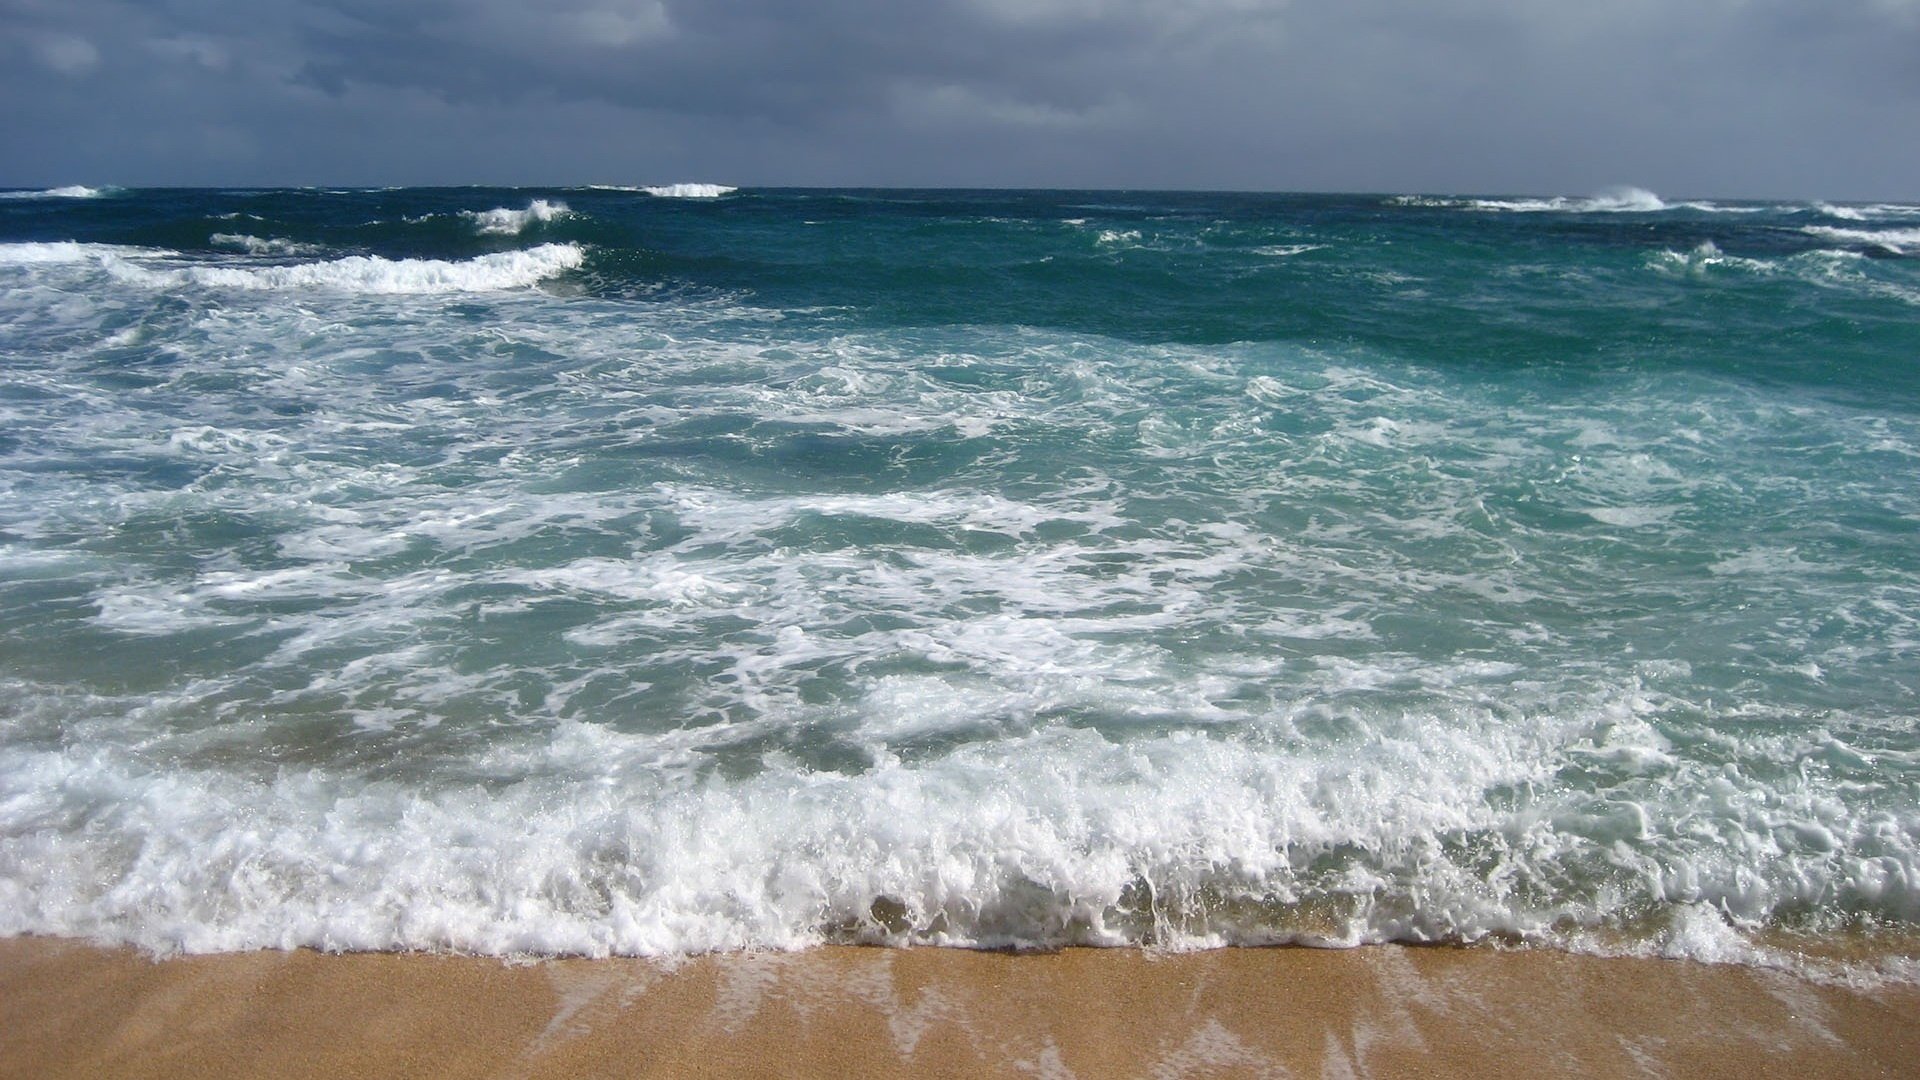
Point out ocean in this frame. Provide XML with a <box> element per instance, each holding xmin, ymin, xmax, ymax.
<box><xmin>0</xmin><ymin>183</ymin><xmax>1916</xmax><ymax>979</ymax></box>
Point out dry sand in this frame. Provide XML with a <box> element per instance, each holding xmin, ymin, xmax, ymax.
<box><xmin>3</xmin><ymin>935</ymin><xmax>1917</xmax><ymax>1078</ymax></box>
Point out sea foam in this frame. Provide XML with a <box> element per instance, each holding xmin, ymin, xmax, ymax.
<box><xmin>4</xmin><ymin>187</ymin><xmax>1920</xmax><ymax>980</ymax></box>
<box><xmin>639</xmin><ymin>183</ymin><xmax>738</xmax><ymax>198</ymax></box>
<box><xmin>209</xmin><ymin>233</ymin><xmax>324</xmax><ymax>256</ymax></box>
<box><xmin>1800</xmin><ymin>226</ymin><xmax>1920</xmax><ymax>254</ymax></box>
<box><xmin>1471</xmin><ymin>187</ymin><xmax>1669</xmax><ymax>213</ymax></box>
<box><xmin>97</xmin><ymin>243</ymin><xmax>586</xmax><ymax>293</ymax></box>
<box><xmin>0</xmin><ymin>185</ymin><xmax>111</xmax><ymax>199</ymax></box>
<box><xmin>0</xmin><ymin>241</ymin><xmax>154</xmax><ymax>264</ymax></box>
<box><xmin>462</xmin><ymin>199</ymin><xmax>571</xmax><ymax>235</ymax></box>
<box><xmin>1</xmin><ymin>698</ymin><xmax>1913</xmax><ymax>970</ymax></box>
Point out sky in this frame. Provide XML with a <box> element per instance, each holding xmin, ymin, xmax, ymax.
<box><xmin>2</xmin><ymin>0</ymin><xmax>1916</xmax><ymax>198</ymax></box>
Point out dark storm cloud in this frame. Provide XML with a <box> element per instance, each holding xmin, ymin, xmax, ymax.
<box><xmin>2</xmin><ymin>0</ymin><xmax>1916</xmax><ymax>196</ymax></box>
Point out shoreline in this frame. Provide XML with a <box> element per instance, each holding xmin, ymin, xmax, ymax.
<box><xmin>5</xmin><ymin>936</ymin><xmax>1919</xmax><ymax>1078</ymax></box>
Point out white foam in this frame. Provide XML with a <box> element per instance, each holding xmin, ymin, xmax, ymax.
<box><xmin>463</xmin><ymin>199</ymin><xmax>571</xmax><ymax>235</ymax></box>
<box><xmin>2</xmin><ymin>684</ymin><xmax>1914</xmax><ymax>966</ymax></box>
<box><xmin>1250</xmin><ymin>244</ymin><xmax>1325</xmax><ymax>257</ymax></box>
<box><xmin>0</xmin><ymin>241</ymin><xmax>154</xmax><ymax>265</ymax></box>
<box><xmin>1800</xmin><ymin>226</ymin><xmax>1920</xmax><ymax>254</ymax></box>
<box><xmin>1583</xmin><ymin>505</ymin><xmax>1680</xmax><ymax>527</ymax></box>
<box><xmin>209</xmin><ymin>233</ymin><xmax>324</xmax><ymax>256</ymax></box>
<box><xmin>1816</xmin><ymin>202</ymin><xmax>1920</xmax><ymax>221</ymax></box>
<box><xmin>2</xmin><ymin>272</ymin><xmax>1916</xmax><ymax>974</ymax></box>
<box><xmin>1469</xmin><ymin>187</ymin><xmax>1668</xmax><ymax>213</ymax></box>
<box><xmin>600</xmin><ymin>183</ymin><xmax>737</xmax><ymax>198</ymax></box>
<box><xmin>0</xmin><ymin>185</ymin><xmax>110</xmax><ymax>199</ymax></box>
<box><xmin>1648</xmin><ymin>241</ymin><xmax>1777</xmax><ymax>276</ymax></box>
<box><xmin>101</xmin><ymin>243</ymin><xmax>585</xmax><ymax>293</ymax></box>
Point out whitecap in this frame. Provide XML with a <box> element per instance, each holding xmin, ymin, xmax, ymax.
<box><xmin>589</xmin><ymin>183</ymin><xmax>738</xmax><ymax>198</ymax></box>
<box><xmin>1385</xmin><ymin>195</ymin><xmax>1464</xmax><ymax>208</ymax></box>
<box><xmin>1800</xmin><ymin>225</ymin><xmax>1920</xmax><ymax>254</ymax></box>
<box><xmin>209</xmin><ymin>233</ymin><xmax>324</xmax><ymax>256</ymax></box>
<box><xmin>1469</xmin><ymin>187</ymin><xmax>1668</xmax><ymax>213</ymax></box>
<box><xmin>0</xmin><ymin>185</ymin><xmax>111</xmax><ymax>199</ymax></box>
<box><xmin>462</xmin><ymin>199</ymin><xmax>571</xmax><ymax>235</ymax></box>
<box><xmin>100</xmin><ymin>243</ymin><xmax>586</xmax><ymax>293</ymax></box>
<box><xmin>0</xmin><ymin>241</ymin><xmax>156</xmax><ymax>265</ymax></box>
<box><xmin>641</xmin><ymin>183</ymin><xmax>738</xmax><ymax>198</ymax></box>
<box><xmin>1648</xmin><ymin>241</ymin><xmax>1776</xmax><ymax>276</ymax></box>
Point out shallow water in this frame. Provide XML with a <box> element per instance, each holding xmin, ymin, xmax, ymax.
<box><xmin>1</xmin><ymin>185</ymin><xmax>1916</xmax><ymax>974</ymax></box>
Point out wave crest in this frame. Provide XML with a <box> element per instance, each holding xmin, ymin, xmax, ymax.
<box><xmin>462</xmin><ymin>199</ymin><xmax>571</xmax><ymax>236</ymax></box>
<box><xmin>0</xmin><ymin>185</ymin><xmax>113</xmax><ymax>200</ymax></box>
<box><xmin>599</xmin><ymin>183</ymin><xmax>738</xmax><ymax>198</ymax></box>
<box><xmin>1801</xmin><ymin>226</ymin><xmax>1920</xmax><ymax>254</ymax></box>
<box><xmin>99</xmin><ymin>244</ymin><xmax>587</xmax><ymax>293</ymax></box>
<box><xmin>209</xmin><ymin>233</ymin><xmax>325</xmax><ymax>256</ymax></box>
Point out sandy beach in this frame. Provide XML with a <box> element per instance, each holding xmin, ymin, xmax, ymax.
<box><xmin>3</xmin><ymin>937</ymin><xmax>1917</xmax><ymax>1078</ymax></box>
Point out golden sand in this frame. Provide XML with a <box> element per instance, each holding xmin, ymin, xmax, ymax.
<box><xmin>3</xmin><ymin>936</ymin><xmax>1917</xmax><ymax>1078</ymax></box>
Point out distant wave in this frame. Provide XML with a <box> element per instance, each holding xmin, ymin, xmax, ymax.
<box><xmin>1391</xmin><ymin>189</ymin><xmax>1765</xmax><ymax>214</ymax></box>
<box><xmin>1813</xmin><ymin>202</ymin><xmax>1920</xmax><ymax>223</ymax></box>
<box><xmin>1648</xmin><ymin>241</ymin><xmax>1777</xmax><ymax>276</ymax></box>
<box><xmin>1</xmin><ymin>241</ymin><xmax>586</xmax><ymax>293</ymax></box>
<box><xmin>1800</xmin><ymin>226</ymin><xmax>1920</xmax><ymax>255</ymax></box>
<box><xmin>0</xmin><ymin>241</ymin><xmax>155</xmax><ymax>264</ymax></box>
<box><xmin>1651</xmin><ymin>241</ymin><xmax>1919</xmax><ymax>304</ymax></box>
<box><xmin>1480</xmin><ymin>188</ymin><xmax>1669</xmax><ymax>213</ymax></box>
<box><xmin>0</xmin><ymin>185</ymin><xmax>114</xmax><ymax>200</ymax></box>
<box><xmin>590</xmin><ymin>183</ymin><xmax>738</xmax><ymax>199</ymax></box>
<box><xmin>462</xmin><ymin>199</ymin><xmax>571</xmax><ymax>236</ymax></box>
<box><xmin>209</xmin><ymin>233</ymin><xmax>325</xmax><ymax>256</ymax></box>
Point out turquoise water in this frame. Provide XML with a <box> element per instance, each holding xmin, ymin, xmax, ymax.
<box><xmin>1</xmin><ymin>184</ymin><xmax>1917</xmax><ymax>973</ymax></box>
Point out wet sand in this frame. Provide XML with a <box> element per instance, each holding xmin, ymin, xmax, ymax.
<box><xmin>3</xmin><ymin>936</ymin><xmax>1917</xmax><ymax>1078</ymax></box>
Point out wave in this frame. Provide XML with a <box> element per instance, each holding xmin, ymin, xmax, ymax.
<box><xmin>462</xmin><ymin>199</ymin><xmax>571</xmax><ymax>236</ymax></box>
<box><xmin>1650</xmin><ymin>242</ymin><xmax>1920</xmax><ymax>304</ymax></box>
<box><xmin>1648</xmin><ymin>241</ymin><xmax>1777</xmax><ymax>275</ymax></box>
<box><xmin>0</xmin><ymin>241</ymin><xmax>155</xmax><ymax>265</ymax></box>
<box><xmin>1</xmin><ymin>698</ymin><xmax>1914</xmax><ymax>976</ymax></box>
<box><xmin>1395</xmin><ymin>189</ymin><xmax>1770</xmax><ymax>215</ymax></box>
<box><xmin>1815</xmin><ymin>202</ymin><xmax>1920</xmax><ymax>222</ymax></box>
<box><xmin>79</xmin><ymin>243</ymin><xmax>585</xmax><ymax>293</ymax></box>
<box><xmin>209</xmin><ymin>233</ymin><xmax>325</xmax><ymax>256</ymax></box>
<box><xmin>0</xmin><ymin>185</ymin><xmax>113</xmax><ymax>200</ymax></box>
<box><xmin>1474</xmin><ymin>187</ymin><xmax>1669</xmax><ymax>213</ymax></box>
<box><xmin>1800</xmin><ymin>226</ymin><xmax>1920</xmax><ymax>254</ymax></box>
<box><xmin>591</xmin><ymin>183</ymin><xmax>738</xmax><ymax>198</ymax></box>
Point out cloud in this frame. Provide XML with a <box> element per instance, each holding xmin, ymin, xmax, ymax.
<box><xmin>33</xmin><ymin>31</ymin><xmax>100</xmax><ymax>75</ymax></box>
<box><xmin>892</xmin><ymin>83</ymin><xmax>1136</xmax><ymax>131</ymax></box>
<box><xmin>0</xmin><ymin>0</ymin><xmax>1914</xmax><ymax>195</ymax></box>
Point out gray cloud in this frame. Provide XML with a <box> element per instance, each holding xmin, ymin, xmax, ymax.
<box><xmin>1</xmin><ymin>0</ymin><xmax>1915</xmax><ymax>196</ymax></box>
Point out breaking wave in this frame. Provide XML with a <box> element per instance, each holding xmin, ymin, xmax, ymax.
<box><xmin>209</xmin><ymin>233</ymin><xmax>325</xmax><ymax>256</ymax></box>
<box><xmin>0</xmin><ymin>185</ymin><xmax>113</xmax><ymax>200</ymax></box>
<box><xmin>599</xmin><ymin>182</ymin><xmax>741</xmax><ymax>197</ymax></box>
<box><xmin>1801</xmin><ymin>226</ymin><xmax>1920</xmax><ymax>255</ymax></box>
<box><xmin>462</xmin><ymin>199</ymin><xmax>571</xmax><ymax>236</ymax></box>
<box><xmin>1393</xmin><ymin>189</ymin><xmax>1768</xmax><ymax>214</ymax></box>
<box><xmin>31</xmin><ymin>243</ymin><xmax>592</xmax><ymax>293</ymax></box>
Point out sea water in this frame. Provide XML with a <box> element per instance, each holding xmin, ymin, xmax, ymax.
<box><xmin>0</xmin><ymin>185</ymin><xmax>1916</xmax><ymax>978</ymax></box>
